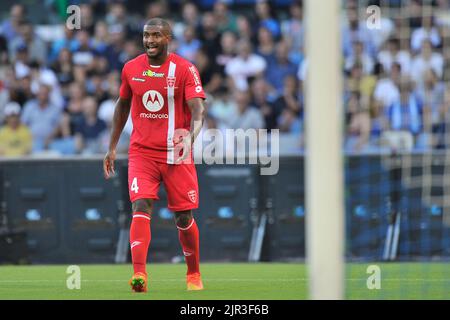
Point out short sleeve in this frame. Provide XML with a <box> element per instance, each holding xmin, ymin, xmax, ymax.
<box><xmin>119</xmin><ymin>65</ymin><xmax>131</xmax><ymax>99</ymax></box>
<box><xmin>184</xmin><ymin>63</ymin><xmax>206</xmax><ymax>101</ymax></box>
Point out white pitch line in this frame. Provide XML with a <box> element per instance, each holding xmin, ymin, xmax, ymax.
<box><xmin>0</xmin><ymin>278</ymin><xmax>449</xmax><ymax>283</ymax></box>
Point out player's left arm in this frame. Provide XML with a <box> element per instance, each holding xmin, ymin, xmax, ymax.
<box><xmin>187</xmin><ymin>97</ymin><xmax>206</xmax><ymax>144</ymax></box>
<box><xmin>176</xmin><ymin>97</ymin><xmax>206</xmax><ymax>163</ymax></box>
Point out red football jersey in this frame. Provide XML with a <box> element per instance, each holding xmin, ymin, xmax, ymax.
<box><xmin>119</xmin><ymin>53</ymin><xmax>206</xmax><ymax>163</ymax></box>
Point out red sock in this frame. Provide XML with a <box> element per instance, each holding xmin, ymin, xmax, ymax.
<box><xmin>177</xmin><ymin>218</ymin><xmax>200</xmax><ymax>275</ymax></box>
<box><xmin>129</xmin><ymin>212</ymin><xmax>151</xmax><ymax>275</ymax></box>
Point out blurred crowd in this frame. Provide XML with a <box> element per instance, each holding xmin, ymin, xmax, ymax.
<box><xmin>0</xmin><ymin>0</ymin><xmax>449</xmax><ymax>157</ymax></box>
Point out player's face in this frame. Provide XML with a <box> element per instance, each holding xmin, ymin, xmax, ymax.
<box><xmin>143</xmin><ymin>25</ymin><xmax>170</xmax><ymax>59</ymax></box>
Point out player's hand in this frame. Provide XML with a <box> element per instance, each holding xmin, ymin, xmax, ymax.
<box><xmin>174</xmin><ymin>134</ymin><xmax>192</xmax><ymax>164</ymax></box>
<box><xmin>103</xmin><ymin>149</ymin><xmax>116</xmax><ymax>179</ymax></box>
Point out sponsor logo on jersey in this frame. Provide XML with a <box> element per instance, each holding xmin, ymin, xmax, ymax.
<box><xmin>188</xmin><ymin>65</ymin><xmax>203</xmax><ymax>93</ymax></box>
<box><xmin>142</xmin><ymin>90</ymin><xmax>164</xmax><ymax>112</ymax></box>
<box><xmin>132</xmin><ymin>77</ymin><xmax>145</xmax><ymax>82</ymax></box>
<box><xmin>187</xmin><ymin>190</ymin><xmax>197</xmax><ymax>203</ymax></box>
<box><xmin>142</xmin><ymin>69</ymin><xmax>165</xmax><ymax>77</ymax></box>
<box><xmin>188</xmin><ymin>66</ymin><xmax>201</xmax><ymax>85</ymax></box>
<box><xmin>183</xmin><ymin>251</ymin><xmax>193</xmax><ymax>257</ymax></box>
<box><xmin>139</xmin><ymin>112</ymin><xmax>168</xmax><ymax>119</ymax></box>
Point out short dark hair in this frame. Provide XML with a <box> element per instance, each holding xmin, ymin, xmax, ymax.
<box><xmin>144</xmin><ymin>18</ymin><xmax>172</xmax><ymax>37</ymax></box>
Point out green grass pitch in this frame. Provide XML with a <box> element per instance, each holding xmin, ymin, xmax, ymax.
<box><xmin>0</xmin><ymin>262</ymin><xmax>448</xmax><ymax>299</ymax></box>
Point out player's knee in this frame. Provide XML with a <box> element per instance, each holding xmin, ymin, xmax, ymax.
<box><xmin>175</xmin><ymin>211</ymin><xmax>192</xmax><ymax>228</ymax></box>
<box><xmin>132</xmin><ymin>199</ymin><xmax>153</xmax><ymax>216</ymax></box>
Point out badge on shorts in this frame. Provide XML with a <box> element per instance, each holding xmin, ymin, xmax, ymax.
<box><xmin>187</xmin><ymin>190</ymin><xmax>197</xmax><ymax>203</ymax></box>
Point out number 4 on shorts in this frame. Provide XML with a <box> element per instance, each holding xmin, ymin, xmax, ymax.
<box><xmin>131</xmin><ymin>177</ymin><xmax>139</xmax><ymax>193</ymax></box>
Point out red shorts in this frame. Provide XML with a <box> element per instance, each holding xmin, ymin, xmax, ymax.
<box><xmin>128</xmin><ymin>153</ymin><xmax>199</xmax><ymax>211</ymax></box>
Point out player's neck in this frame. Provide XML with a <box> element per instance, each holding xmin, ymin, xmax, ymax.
<box><xmin>147</xmin><ymin>52</ymin><xmax>170</xmax><ymax>67</ymax></box>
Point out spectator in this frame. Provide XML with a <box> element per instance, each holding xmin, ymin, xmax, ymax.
<box><xmin>377</xmin><ymin>37</ymin><xmax>411</xmax><ymax>76</ymax></box>
<box><xmin>236</xmin><ymin>15</ymin><xmax>254</xmax><ymax>43</ymax></box>
<box><xmin>104</xmin><ymin>24</ymin><xmax>127</xmax><ymax>71</ymax></box>
<box><xmin>432</xmin><ymin>84</ymin><xmax>450</xmax><ymax>149</ymax></box>
<box><xmin>91</xmin><ymin>20</ymin><xmax>110</xmax><ymax>56</ymax></box>
<box><xmin>0</xmin><ymin>35</ymin><xmax>8</xmax><ymax>65</ymax></box>
<box><xmin>341</xmin><ymin>5</ymin><xmax>375</xmax><ymax>58</ymax></box>
<box><xmin>344</xmin><ymin>40</ymin><xmax>375</xmax><ymax>75</ymax></box>
<box><xmin>407</xmin><ymin>0</ymin><xmax>424</xmax><ymax>30</ymax></box>
<box><xmin>74</xmin><ymin>96</ymin><xmax>107</xmax><ymax>154</ymax></box>
<box><xmin>98</xmin><ymin>75</ymin><xmax>133</xmax><ymax>138</ymax></box>
<box><xmin>272</xmin><ymin>75</ymin><xmax>301</xmax><ymax>120</ymax></box>
<box><xmin>194</xmin><ymin>48</ymin><xmax>222</xmax><ymax>95</ymax></box>
<box><xmin>143</xmin><ymin>0</ymin><xmax>169</xmax><ymax>21</ymax></box>
<box><xmin>174</xmin><ymin>2</ymin><xmax>201</xmax><ymax>40</ymax></box>
<box><xmin>384</xmin><ymin>79</ymin><xmax>423</xmax><ymax>150</ymax></box>
<box><xmin>265</xmin><ymin>40</ymin><xmax>298</xmax><ymax>93</ymax></box>
<box><xmin>208</xmin><ymin>86</ymin><xmax>236</xmax><ymax>128</ymax></box>
<box><xmin>0</xmin><ymin>101</ymin><xmax>32</xmax><ymax>157</ymax></box>
<box><xmin>66</xmin><ymin>82</ymin><xmax>87</xmax><ymax>129</ymax></box>
<box><xmin>345</xmin><ymin>92</ymin><xmax>372</xmax><ymax>153</ymax></box>
<box><xmin>225</xmin><ymin>39</ymin><xmax>266</xmax><ymax>91</ymax></box>
<box><xmin>281</xmin><ymin>0</ymin><xmax>304</xmax><ymax>65</ymax></box>
<box><xmin>410</xmin><ymin>39</ymin><xmax>444</xmax><ymax>87</ymax></box>
<box><xmin>80</xmin><ymin>3</ymin><xmax>96</xmax><ymax>34</ymax></box>
<box><xmin>48</xmin><ymin>25</ymin><xmax>80</xmax><ymax>63</ymax></box>
<box><xmin>0</xmin><ymin>4</ymin><xmax>26</xmax><ymax>43</ymax></box>
<box><xmin>250</xmin><ymin>77</ymin><xmax>277</xmax><ymax>129</ymax></box>
<box><xmin>47</xmin><ymin>112</ymin><xmax>77</xmax><ymax>155</ymax></box>
<box><xmin>253</xmin><ymin>0</ymin><xmax>281</xmax><ymax>39</ymax></box>
<box><xmin>51</xmin><ymin>48</ymin><xmax>75</xmax><ymax>90</ymax></box>
<box><xmin>373</xmin><ymin>63</ymin><xmax>400</xmax><ymax>113</ymax></box>
<box><xmin>9</xmin><ymin>20</ymin><xmax>48</xmax><ymax>64</ymax></box>
<box><xmin>417</xmin><ymin>69</ymin><xmax>445</xmax><ymax>133</ymax></box>
<box><xmin>216</xmin><ymin>31</ymin><xmax>237</xmax><ymax>77</ymax></box>
<box><xmin>278</xmin><ymin>108</ymin><xmax>302</xmax><ymax>134</ymax></box>
<box><xmin>197</xmin><ymin>12</ymin><xmax>221</xmax><ymax>60</ymax></box>
<box><xmin>72</xmin><ymin>30</ymin><xmax>96</xmax><ymax>67</ymax></box>
<box><xmin>411</xmin><ymin>14</ymin><xmax>441</xmax><ymax>53</ymax></box>
<box><xmin>229</xmin><ymin>90</ymin><xmax>264</xmax><ymax>130</ymax></box>
<box><xmin>177</xmin><ymin>26</ymin><xmax>202</xmax><ymax>63</ymax></box>
<box><xmin>256</xmin><ymin>26</ymin><xmax>276</xmax><ymax>64</ymax></box>
<box><xmin>98</xmin><ymin>92</ymin><xmax>130</xmax><ymax>155</ymax></box>
<box><xmin>213</xmin><ymin>0</ymin><xmax>238</xmax><ymax>34</ymax></box>
<box><xmin>8</xmin><ymin>71</ymin><xmax>34</xmax><ymax>108</ymax></box>
<box><xmin>345</xmin><ymin>62</ymin><xmax>377</xmax><ymax>111</ymax></box>
<box><xmin>21</xmin><ymin>85</ymin><xmax>62</xmax><ymax>152</ymax></box>
<box><xmin>29</xmin><ymin>61</ymin><xmax>65</xmax><ymax>110</ymax></box>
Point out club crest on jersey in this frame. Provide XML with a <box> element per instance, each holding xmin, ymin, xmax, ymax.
<box><xmin>142</xmin><ymin>90</ymin><xmax>164</xmax><ymax>112</ymax></box>
<box><xmin>143</xmin><ymin>69</ymin><xmax>164</xmax><ymax>78</ymax></box>
<box><xmin>187</xmin><ymin>190</ymin><xmax>197</xmax><ymax>203</ymax></box>
<box><xmin>166</xmin><ymin>76</ymin><xmax>176</xmax><ymax>88</ymax></box>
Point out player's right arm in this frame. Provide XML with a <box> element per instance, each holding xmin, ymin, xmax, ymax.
<box><xmin>103</xmin><ymin>97</ymin><xmax>131</xmax><ymax>179</ymax></box>
<box><xmin>104</xmin><ymin>65</ymin><xmax>132</xmax><ymax>179</ymax></box>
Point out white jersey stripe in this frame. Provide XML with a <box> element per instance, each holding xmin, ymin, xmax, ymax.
<box><xmin>167</xmin><ymin>61</ymin><xmax>176</xmax><ymax>164</ymax></box>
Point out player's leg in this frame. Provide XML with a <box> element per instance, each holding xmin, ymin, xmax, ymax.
<box><xmin>162</xmin><ymin>162</ymin><xmax>203</xmax><ymax>290</ymax></box>
<box><xmin>174</xmin><ymin>209</ymin><xmax>203</xmax><ymax>291</ymax></box>
<box><xmin>129</xmin><ymin>199</ymin><xmax>153</xmax><ymax>293</ymax></box>
<box><xmin>174</xmin><ymin>210</ymin><xmax>200</xmax><ymax>273</ymax></box>
<box><xmin>128</xmin><ymin>156</ymin><xmax>161</xmax><ymax>292</ymax></box>
<box><xmin>130</xmin><ymin>199</ymin><xmax>152</xmax><ymax>273</ymax></box>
